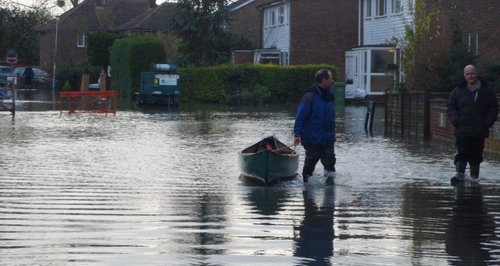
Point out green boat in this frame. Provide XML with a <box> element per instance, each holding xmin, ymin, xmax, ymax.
<box><xmin>238</xmin><ymin>136</ymin><xmax>299</xmax><ymax>185</ymax></box>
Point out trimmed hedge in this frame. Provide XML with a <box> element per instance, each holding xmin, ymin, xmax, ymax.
<box><xmin>179</xmin><ymin>64</ymin><xmax>337</xmax><ymax>105</ymax></box>
<box><xmin>110</xmin><ymin>35</ymin><xmax>166</xmax><ymax>97</ymax></box>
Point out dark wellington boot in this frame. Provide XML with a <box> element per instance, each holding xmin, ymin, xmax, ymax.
<box><xmin>303</xmin><ymin>175</ymin><xmax>310</xmax><ymax>183</ymax></box>
<box><xmin>470</xmin><ymin>164</ymin><xmax>480</xmax><ymax>180</ymax></box>
<box><xmin>450</xmin><ymin>162</ymin><xmax>466</xmax><ymax>185</ymax></box>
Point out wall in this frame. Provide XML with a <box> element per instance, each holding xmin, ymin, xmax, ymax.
<box><xmin>289</xmin><ymin>0</ymin><xmax>358</xmax><ymax>78</ymax></box>
<box><xmin>432</xmin><ymin>0</ymin><xmax>500</xmax><ymax>60</ymax></box>
<box><xmin>362</xmin><ymin>0</ymin><xmax>414</xmax><ymax>45</ymax></box>
<box><xmin>429</xmin><ymin>98</ymin><xmax>500</xmax><ymax>154</ymax></box>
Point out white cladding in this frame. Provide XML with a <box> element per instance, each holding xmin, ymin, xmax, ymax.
<box><xmin>262</xmin><ymin>2</ymin><xmax>290</xmax><ymax>53</ymax></box>
<box><xmin>363</xmin><ymin>0</ymin><xmax>414</xmax><ymax>45</ymax></box>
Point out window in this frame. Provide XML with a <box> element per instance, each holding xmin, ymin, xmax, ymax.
<box><xmin>278</xmin><ymin>6</ymin><xmax>285</xmax><ymax>24</ymax></box>
<box><xmin>376</xmin><ymin>0</ymin><xmax>386</xmax><ymax>16</ymax></box>
<box><xmin>365</xmin><ymin>0</ymin><xmax>372</xmax><ymax>18</ymax></box>
<box><xmin>392</xmin><ymin>0</ymin><xmax>402</xmax><ymax>13</ymax></box>
<box><xmin>370</xmin><ymin>49</ymin><xmax>396</xmax><ymax>92</ymax></box>
<box><xmin>270</xmin><ymin>10</ymin><xmax>276</xmax><ymax>26</ymax></box>
<box><xmin>77</xmin><ymin>32</ymin><xmax>86</xmax><ymax>47</ymax></box>
<box><xmin>468</xmin><ymin>33</ymin><xmax>479</xmax><ymax>55</ymax></box>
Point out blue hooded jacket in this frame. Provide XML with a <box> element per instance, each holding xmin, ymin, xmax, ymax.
<box><xmin>294</xmin><ymin>84</ymin><xmax>336</xmax><ymax>146</ymax></box>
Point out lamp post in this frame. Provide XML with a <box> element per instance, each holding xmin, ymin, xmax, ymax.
<box><xmin>51</xmin><ymin>16</ymin><xmax>60</xmax><ymax>110</ymax></box>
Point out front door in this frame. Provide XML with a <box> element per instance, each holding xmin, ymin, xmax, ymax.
<box><xmin>345</xmin><ymin>50</ymin><xmax>360</xmax><ymax>99</ymax></box>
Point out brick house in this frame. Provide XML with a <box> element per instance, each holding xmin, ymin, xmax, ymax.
<box><xmin>229</xmin><ymin>0</ymin><xmax>359</xmax><ymax>79</ymax></box>
<box><xmin>36</xmin><ymin>0</ymin><xmax>175</xmax><ymax>76</ymax></box>
<box><xmin>346</xmin><ymin>0</ymin><xmax>500</xmax><ymax>98</ymax></box>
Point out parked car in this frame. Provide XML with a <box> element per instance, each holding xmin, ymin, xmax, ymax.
<box><xmin>0</xmin><ymin>66</ymin><xmax>14</xmax><ymax>87</ymax></box>
<box><xmin>13</xmin><ymin>67</ymin><xmax>50</xmax><ymax>84</ymax></box>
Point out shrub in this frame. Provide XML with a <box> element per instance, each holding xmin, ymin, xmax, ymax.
<box><xmin>179</xmin><ymin>64</ymin><xmax>337</xmax><ymax>105</ymax></box>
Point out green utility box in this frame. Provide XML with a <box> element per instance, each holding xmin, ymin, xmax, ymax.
<box><xmin>332</xmin><ymin>82</ymin><xmax>345</xmax><ymax>107</ymax></box>
<box><xmin>135</xmin><ymin>64</ymin><xmax>180</xmax><ymax>107</ymax></box>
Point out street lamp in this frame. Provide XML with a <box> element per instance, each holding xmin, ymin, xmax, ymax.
<box><xmin>51</xmin><ymin>16</ymin><xmax>60</xmax><ymax>110</ymax></box>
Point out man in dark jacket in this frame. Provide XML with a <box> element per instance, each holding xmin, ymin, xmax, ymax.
<box><xmin>294</xmin><ymin>69</ymin><xmax>336</xmax><ymax>185</ymax></box>
<box><xmin>447</xmin><ymin>65</ymin><xmax>498</xmax><ymax>185</ymax></box>
<box><xmin>23</xmin><ymin>66</ymin><xmax>34</xmax><ymax>89</ymax></box>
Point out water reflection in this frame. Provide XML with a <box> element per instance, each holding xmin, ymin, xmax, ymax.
<box><xmin>244</xmin><ymin>184</ymin><xmax>291</xmax><ymax>216</ymax></box>
<box><xmin>294</xmin><ymin>186</ymin><xmax>335</xmax><ymax>265</ymax></box>
<box><xmin>1</xmin><ymin>106</ymin><xmax>500</xmax><ymax>265</ymax></box>
<box><xmin>446</xmin><ymin>185</ymin><xmax>496</xmax><ymax>265</ymax></box>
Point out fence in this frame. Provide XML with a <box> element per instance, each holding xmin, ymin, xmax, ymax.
<box><xmin>384</xmin><ymin>90</ymin><xmax>449</xmax><ymax>141</ymax></box>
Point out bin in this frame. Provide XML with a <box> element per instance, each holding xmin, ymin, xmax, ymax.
<box><xmin>332</xmin><ymin>82</ymin><xmax>345</xmax><ymax>107</ymax></box>
<box><xmin>135</xmin><ymin>64</ymin><xmax>180</xmax><ymax>107</ymax></box>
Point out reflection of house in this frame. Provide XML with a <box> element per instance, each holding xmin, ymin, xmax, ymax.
<box><xmin>36</xmin><ymin>0</ymin><xmax>175</xmax><ymax>75</ymax></box>
<box><xmin>229</xmin><ymin>0</ymin><xmax>358</xmax><ymax>78</ymax></box>
<box><xmin>347</xmin><ymin>0</ymin><xmax>500</xmax><ymax>98</ymax></box>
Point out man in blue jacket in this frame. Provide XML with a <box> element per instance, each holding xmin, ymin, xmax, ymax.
<box><xmin>447</xmin><ymin>64</ymin><xmax>498</xmax><ymax>185</ymax></box>
<box><xmin>294</xmin><ymin>69</ymin><xmax>336</xmax><ymax>185</ymax></box>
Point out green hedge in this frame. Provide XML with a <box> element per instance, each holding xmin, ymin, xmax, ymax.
<box><xmin>110</xmin><ymin>35</ymin><xmax>166</xmax><ymax>97</ymax></box>
<box><xmin>178</xmin><ymin>64</ymin><xmax>337</xmax><ymax>105</ymax></box>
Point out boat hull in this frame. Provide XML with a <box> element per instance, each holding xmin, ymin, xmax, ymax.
<box><xmin>238</xmin><ymin>137</ymin><xmax>299</xmax><ymax>185</ymax></box>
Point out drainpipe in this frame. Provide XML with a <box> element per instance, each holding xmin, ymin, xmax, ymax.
<box><xmin>358</xmin><ymin>0</ymin><xmax>361</xmax><ymax>46</ymax></box>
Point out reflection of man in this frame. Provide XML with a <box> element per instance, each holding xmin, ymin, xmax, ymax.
<box><xmin>445</xmin><ymin>186</ymin><xmax>494</xmax><ymax>264</ymax></box>
<box><xmin>294</xmin><ymin>187</ymin><xmax>335</xmax><ymax>265</ymax></box>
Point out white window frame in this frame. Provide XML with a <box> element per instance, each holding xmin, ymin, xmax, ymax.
<box><xmin>391</xmin><ymin>0</ymin><xmax>403</xmax><ymax>14</ymax></box>
<box><xmin>278</xmin><ymin>6</ymin><xmax>285</xmax><ymax>25</ymax></box>
<box><xmin>77</xmin><ymin>32</ymin><xmax>86</xmax><ymax>48</ymax></box>
<box><xmin>270</xmin><ymin>10</ymin><xmax>276</xmax><ymax>27</ymax></box>
<box><xmin>376</xmin><ymin>0</ymin><xmax>386</xmax><ymax>17</ymax></box>
<box><xmin>365</xmin><ymin>0</ymin><xmax>372</xmax><ymax>19</ymax></box>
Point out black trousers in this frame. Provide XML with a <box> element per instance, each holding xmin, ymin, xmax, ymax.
<box><xmin>302</xmin><ymin>144</ymin><xmax>336</xmax><ymax>177</ymax></box>
<box><xmin>454</xmin><ymin>136</ymin><xmax>485</xmax><ymax>166</ymax></box>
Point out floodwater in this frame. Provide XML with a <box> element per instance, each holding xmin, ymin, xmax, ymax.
<box><xmin>1</xmin><ymin>105</ymin><xmax>499</xmax><ymax>265</ymax></box>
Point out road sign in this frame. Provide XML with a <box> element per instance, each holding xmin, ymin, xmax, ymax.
<box><xmin>6</xmin><ymin>49</ymin><xmax>17</xmax><ymax>64</ymax></box>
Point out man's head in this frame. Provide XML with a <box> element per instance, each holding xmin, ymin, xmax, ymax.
<box><xmin>315</xmin><ymin>69</ymin><xmax>333</xmax><ymax>89</ymax></box>
<box><xmin>464</xmin><ymin>65</ymin><xmax>478</xmax><ymax>86</ymax></box>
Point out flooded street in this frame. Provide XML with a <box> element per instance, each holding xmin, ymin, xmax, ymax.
<box><xmin>1</xmin><ymin>105</ymin><xmax>499</xmax><ymax>265</ymax></box>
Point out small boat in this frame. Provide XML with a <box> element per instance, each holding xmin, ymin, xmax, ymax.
<box><xmin>238</xmin><ymin>136</ymin><xmax>299</xmax><ymax>185</ymax></box>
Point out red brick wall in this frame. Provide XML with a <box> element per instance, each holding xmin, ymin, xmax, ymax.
<box><xmin>229</xmin><ymin>0</ymin><xmax>276</xmax><ymax>49</ymax></box>
<box><xmin>290</xmin><ymin>0</ymin><xmax>358</xmax><ymax>79</ymax></box>
<box><xmin>231</xmin><ymin>50</ymin><xmax>254</xmax><ymax>64</ymax></box>
<box><xmin>429</xmin><ymin>99</ymin><xmax>455</xmax><ymax>142</ymax></box>
<box><xmin>429</xmin><ymin>0</ymin><xmax>500</xmax><ymax>63</ymax></box>
<box><xmin>429</xmin><ymin>98</ymin><xmax>500</xmax><ymax>154</ymax></box>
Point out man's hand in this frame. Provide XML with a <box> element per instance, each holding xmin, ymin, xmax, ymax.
<box><xmin>294</xmin><ymin>137</ymin><xmax>301</xmax><ymax>145</ymax></box>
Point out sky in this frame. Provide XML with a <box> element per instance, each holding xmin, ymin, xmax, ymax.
<box><xmin>7</xmin><ymin>0</ymin><xmax>170</xmax><ymax>15</ymax></box>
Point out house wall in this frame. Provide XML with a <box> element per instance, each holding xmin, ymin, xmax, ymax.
<box><xmin>38</xmin><ymin>27</ymin><xmax>88</xmax><ymax>75</ymax></box>
<box><xmin>262</xmin><ymin>2</ymin><xmax>290</xmax><ymax>53</ymax></box>
<box><xmin>38</xmin><ymin>31</ymin><xmax>54</xmax><ymax>73</ymax></box>
<box><xmin>229</xmin><ymin>0</ymin><xmax>276</xmax><ymax>49</ymax></box>
<box><xmin>432</xmin><ymin>0</ymin><xmax>500</xmax><ymax>61</ymax></box>
<box><xmin>362</xmin><ymin>0</ymin><xmax>414</xmax><ymax>45</ymax></box>
<box><xmin>289</xmin><ymin>0</ymin><xmax>358</xmax><ymax>78</ymax></box>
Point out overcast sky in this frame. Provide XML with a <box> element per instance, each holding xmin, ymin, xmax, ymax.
<box><xmin>7</xmin><ymin>0</ymin><xmax>169</xmax><ymax>15</ymax></box>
